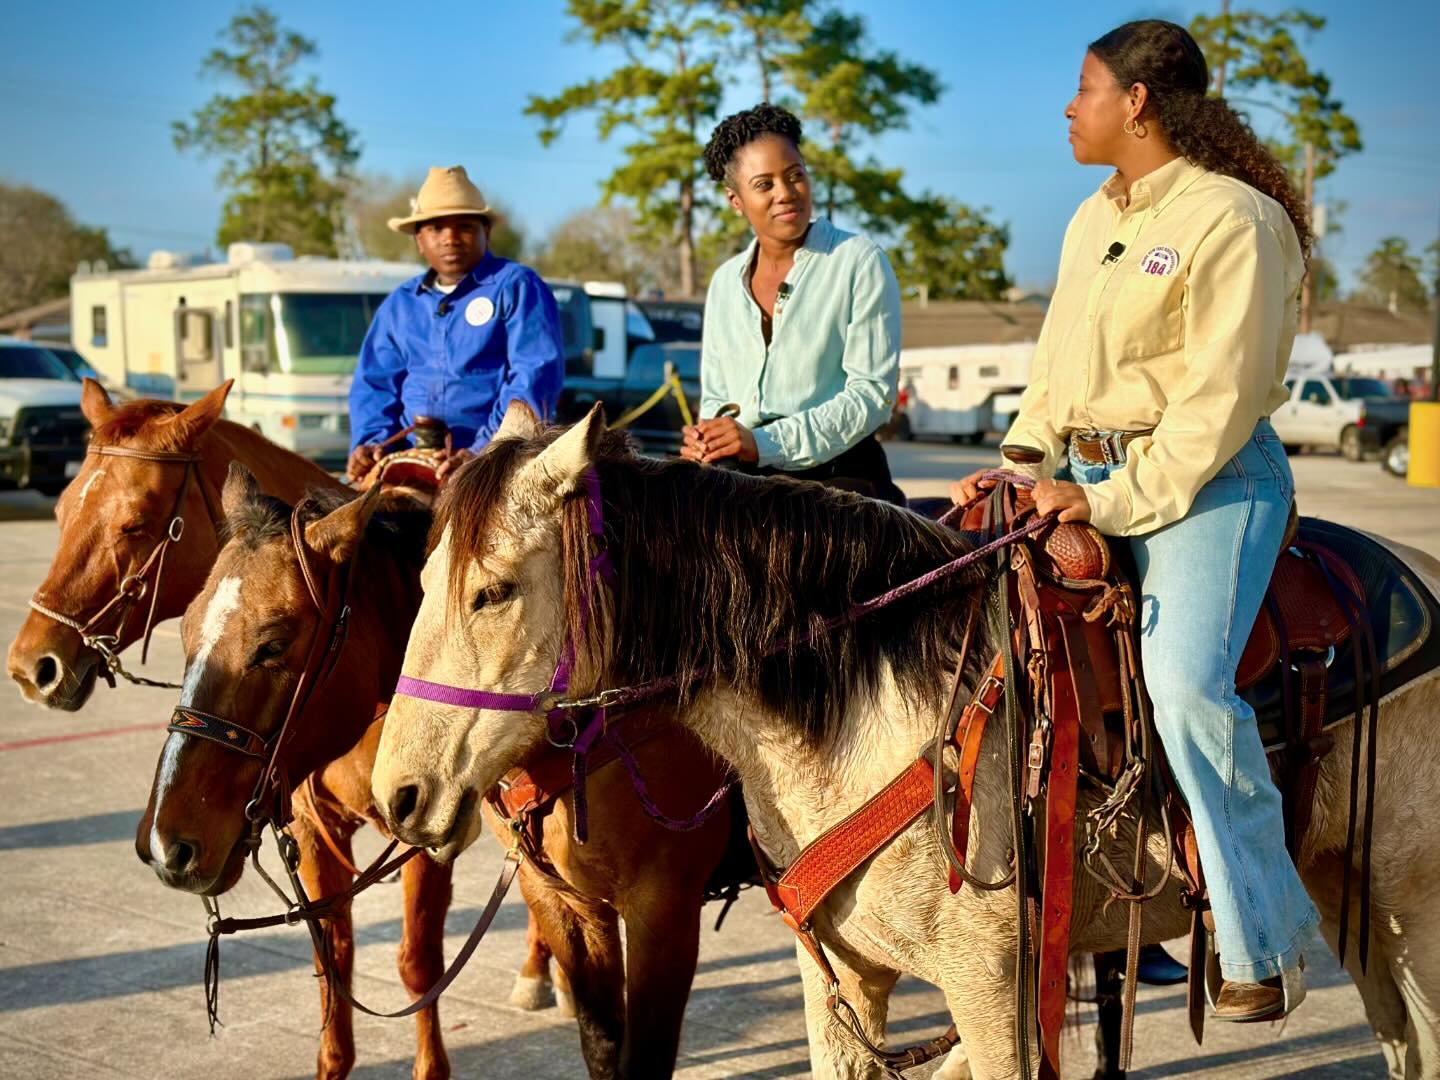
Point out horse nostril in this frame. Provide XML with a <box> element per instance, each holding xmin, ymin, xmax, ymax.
<box><xmin>389</xmin><ymin>784</ymin><xmax>423</xmax><ymax>830</ymax></box>
<box><xmin>163</xmin><ymin>838</ymin><xmax>200</xmax><ymax>876</ymax></box>
<box><xmin>34</xmin><ymin>655</ymin><xmax>59</xmax><ymax>691</ymax></box>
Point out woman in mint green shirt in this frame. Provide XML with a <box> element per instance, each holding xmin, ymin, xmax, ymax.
<box><xmin>682</xmin><ymin>104</ymin><xmax>906</xmax><ymax>505</ymax></box>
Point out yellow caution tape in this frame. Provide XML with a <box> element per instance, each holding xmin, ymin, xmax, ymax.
<box><xmin>609</xmin><ymin>362</ymin><xmax>694</xmax><ymax>430</ymax></box>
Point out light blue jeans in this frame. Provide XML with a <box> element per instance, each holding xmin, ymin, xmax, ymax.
<box><xmin>1063</xmin><ymin>420</ymin><xmax>1319</xmax><ymax>982</ymax></box>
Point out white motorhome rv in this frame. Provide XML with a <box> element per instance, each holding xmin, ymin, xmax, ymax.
<box><xmin>895</xmin><ymin>342</ymin><xmax>1036</xmax><ymax>442</ymax></box>
<box><xmin>70</xmin><ymin>244</ymin><xmax>418</xmax><ymax>465</ymax></box>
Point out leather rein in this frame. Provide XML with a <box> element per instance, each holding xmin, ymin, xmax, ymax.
<box><xmin>28</xmin><ymin>444</ymin><xmax>223</xmax><ymax>690</ymax></box>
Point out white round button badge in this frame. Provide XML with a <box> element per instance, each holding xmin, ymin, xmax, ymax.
<box><xmin>465</xmin><ymin>296</ymin><xmax>496</xmax><ymax>327</ymax></box>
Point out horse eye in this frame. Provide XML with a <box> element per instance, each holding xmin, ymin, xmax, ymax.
<box><xmin>472</xmin><ymin>583</ymin><xmax>516</xmax><ymax>611</ymax></box>
<box><xmin>118</xmin><ymin>520</ymin><xmax>146</xmax><ymax>536</ymax></box>
<box><xmin>252</xmin><ymin>639</ymin><xmax>288</xmax><ymax>665</ymax></box>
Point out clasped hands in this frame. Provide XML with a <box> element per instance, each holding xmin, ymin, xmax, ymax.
<box><xmin>346</xmin><ymin>443</ymin><xmax>475</xmax><ymax>484</ymax></box>
<box><xmin>680</xmin><ymin>417</ymin><xmax>759</xmax><ymax>466</ymax></box>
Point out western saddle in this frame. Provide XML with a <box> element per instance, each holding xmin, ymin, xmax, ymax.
<box><xmin>751</xmin><ymin>478</ymin><xmax>1440</xmax><ymax>1076</ymax></box>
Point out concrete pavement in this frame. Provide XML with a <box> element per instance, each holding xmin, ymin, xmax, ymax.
<box><xmin>2</xmin><ymin>442</ymin><xmax>1431</xmax><ymax>1079</ymax></box>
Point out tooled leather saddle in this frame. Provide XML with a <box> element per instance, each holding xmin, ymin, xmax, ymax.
<box><xmin>956</xmin><ymin>481</ymin><xmax>1440</xmax><ymax>1075</ymax></box>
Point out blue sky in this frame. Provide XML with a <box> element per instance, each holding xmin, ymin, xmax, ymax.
<box><xmin>4</xmin><ymin>1</ymin><xmax>1436</xmax><ymax>291</ymax></box>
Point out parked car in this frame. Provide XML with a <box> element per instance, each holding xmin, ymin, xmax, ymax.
<box><xmin>638</xmin><ymin>299</ymin><xmax>704</xmax><ymax>344</ymax></box>
<box><xmin>557</xmin><ymin>341</ymin><xmax>700</xmax><ymax>455</ymax></box>
<box><xmin>1270</xmin><ymin>375</ymin><xmax>1412</xmax><ymax>462</ymax></box>
<box><xmin>1382</xmin><ymin>428</ymin><xmax>1409</xmax><ymax>478</ymax></box>
<box><xmin>0</xmin><ymin>337</ymin><xmax>90</xmax><ymax>495</ymax></box>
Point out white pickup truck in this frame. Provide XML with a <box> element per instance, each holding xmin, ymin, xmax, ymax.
<box><xmin>1269</xmin><ymin>374</ymin><xmax>1411</xmax><ymax>462</ymax></box>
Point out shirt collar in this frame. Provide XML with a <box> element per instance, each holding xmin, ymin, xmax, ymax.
<box><xmin>415</xmin><ymin>250</ymin><xmax>503</xmax><ymax>294</ymax></box>
<box><xmin>734</xmin><ymin>217</ymin><xmax>835</xmax><ymax>281</ymax></box>
<box><xmin>1101</xmin><ymin>156</ymin><xmax>1206</xmax><ymax>215</ymax></box>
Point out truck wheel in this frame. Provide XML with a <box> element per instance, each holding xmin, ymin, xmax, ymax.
<box><xmin>34</xmin><ymin>480</ymin><xmax>68</xmax><ymax>497</ymax></box>
<box><xmin>1340</xmin><ymin>425</ymin><xmax>1364</xmax><ymax>462</ymax></box>
<box><xmin>1382</xmin><ymin>435</ymin><xmax>1409</xmax><ymax>477</ymax></box>
<box><xmin>1281</xmin><ymin>443</ymin><xmax>1301</xmax><ymax>455</ymax></box>
<box><xmin>963</xmin><ymin>431</ymin><xmax>986</xmax><ymax>446</ymax></box>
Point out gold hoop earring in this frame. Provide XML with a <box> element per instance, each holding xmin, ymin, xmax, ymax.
<box><xmin>1123</xmin><ymin>118</ymin><xmax>1139</xmax><ymax>135</ymax></box>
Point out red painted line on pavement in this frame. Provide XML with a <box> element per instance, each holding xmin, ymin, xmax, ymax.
<box><xmin>0</xmin><ymin>721</ymin><xmax>170</xmax><ymax>752</ymax></box>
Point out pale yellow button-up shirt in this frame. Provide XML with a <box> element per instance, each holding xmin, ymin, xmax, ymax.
<box><xmin>1003</xmin><ymin>156</ymin><xmax>1305</xmax><ymax>536</ymax></box>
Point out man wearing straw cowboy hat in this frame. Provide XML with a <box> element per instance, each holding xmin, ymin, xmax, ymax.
<box><xmin>347</xmin><ymin>165</ymin><xmax>565</xmax><ymax>481</ymax></box>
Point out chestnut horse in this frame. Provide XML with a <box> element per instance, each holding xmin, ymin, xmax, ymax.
<box><xmin>372</xmin><ymin>409</ymin><xmax>1440</xmax><ymax>1079</ymax></box>
<box><xmin>140</xmin><ymin>453</ymin><xmax>740</xmax><ymax>1078</ymax></box>
<box><xmin>8</xmin><ymin>381</ymin><xmax>457</xmax><ymax>1080</ymax></box>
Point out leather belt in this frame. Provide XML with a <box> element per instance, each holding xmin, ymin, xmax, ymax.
<box><xmin>1068</xmin><ymin>428</ymin><xmax>1154</xmax><ymax>466</ymax></box>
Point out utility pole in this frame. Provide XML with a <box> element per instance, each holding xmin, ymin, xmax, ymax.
<box><xmin>1300</xmin><ymin>142</ymin><xmax>1316</xmax><ymax>334</ymax></box>
<box><xmin>1214</xmin><ymin>0</ymin><xmax>1231</xmax><ymax>97</ymax></box>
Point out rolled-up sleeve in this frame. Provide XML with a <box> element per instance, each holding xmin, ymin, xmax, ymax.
<box><xmin>751</xmin><ymin>245</ymin><xmax>900</xmax><ymax>469</ymax></box>
<box><xmin>477</xmin><ymin>271</ymin><xmax>566</xmax><ymax>447</ymax></box>
<box><xmin>349</xmin><ymin>297</ymin><xmax>408</xmax><ymax>451</ymax></box>
<box><xmin>1083</xmin><ymin>218</ymin><xmax>1300</xmax><ymax>535</ymax></box>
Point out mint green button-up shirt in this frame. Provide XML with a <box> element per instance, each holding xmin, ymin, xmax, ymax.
<box><xmin>699</xmin><ymin>218</ymin><xmax>902</xmax><ymax>469</ymax></box>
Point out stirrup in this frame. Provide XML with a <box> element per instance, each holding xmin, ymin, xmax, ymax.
<box><xmin>1203</xmin><ymin>930</ymin><xmax>1307</xmax><ymax>1017</ymax></box>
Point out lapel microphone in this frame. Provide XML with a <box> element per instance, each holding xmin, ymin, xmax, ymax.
<box><xmin>1101</xmin><ymin>242</ymin><xmax>1126</xmax><ymax>266</ymax></box>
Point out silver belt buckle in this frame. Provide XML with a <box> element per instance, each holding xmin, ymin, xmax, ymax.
<box><xmin>1097</xmin><ymin>432</ymin><xmax>1120</xmax><ymax>466</ymax></box>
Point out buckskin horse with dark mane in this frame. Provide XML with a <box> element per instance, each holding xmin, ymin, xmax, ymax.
<box><xmin>134</xmin><ymin>439</ymin><xmax>747</xmax><ymax>1078</ymax></box>
<box><xmin>372</xmin><ymin>406</ymin><xmax>1440</xmax><ymax>1079</ymax></box>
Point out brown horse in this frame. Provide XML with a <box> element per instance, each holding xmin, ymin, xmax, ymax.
<box><xmin>8</xmin><ymin>381</ymin><xmax>457</xmax><ymax>1080</ymax></box>
<box><xmin>141</xmin><ymin>448</ymin><xmax>739</xmax><ymax>1078</ymax></box>
<box><xmin>8</xmin><ymin>379</ymin><xmax>338</xmax><ymax>709</ymax></box>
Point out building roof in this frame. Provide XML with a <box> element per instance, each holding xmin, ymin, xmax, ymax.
<box><xmin>900</xmin><ymin>298</ymin><xmax>1433</xmax><ymax>351</ymax></box>
<box><xmin>901</xmin><ymin>300</ymin><xmax>1047</xmax><ymax>348</ymax></box>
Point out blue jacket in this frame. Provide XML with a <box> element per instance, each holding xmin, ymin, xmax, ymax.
<box><xmin>349</xmin><ymin>252</ymin><xmax>565</xmax><ymax>452</ymax></box>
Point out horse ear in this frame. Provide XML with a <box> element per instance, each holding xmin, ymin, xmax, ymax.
<box><xmin>222</xmin><ymin>461</ymin><xmax>261</xmax><ymax>522</ymax></box>
<box><xmin>80</xmin><ymin>378</ymin><xmax>114</xmax><ymax>428</ymax></box>
<box><xmin>305</xmin><ymin>483</ymin><xmax>385</xmax><ymax>564</ymax></box>
<box><xmin>167</xmin><ymin>380</ymin><xmax>234</xmax><ymax>447</ymax></box>
<box><xmin>517</xmin><ymin>403</ymin><xmax>605</xmax><ymax>508</ymax></box>
<box><xmin>495</xmin><ymin>399</ymin><xmax>540</xmax><ymax>442</ymax></box>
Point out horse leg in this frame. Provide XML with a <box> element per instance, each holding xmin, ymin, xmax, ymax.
<box><xmin>509</xmin><ymin>907</ymin><xmax>557</xmax><ymax>1011</ymax></box>
<box><xmin>290</xmin><ymin>811</ymin><xmax>357</xmax><ymax>1080</ymax></box>
<box><xmin>1305</xmin><ymin>853</ymin><xmax>1408</xmax><ymax>1078</ymax></box>
<box><xmin>615</xmin><ymin>888</ymin><xmax>704</xmax><ymax>1077</ymax></box>
<box><xmin>554</xmin><ymin>958</ymin><xmax>577</xmax><ymax>1018</ymax></box>
<box><xmin>398</xmin><ymin>851</ymin><xmax>453</xmax><ymax>1080</ymax></box>
<box><xmin>794</xmin><ymin>940</ymin><xmax>898</xmax><ymax>1080</ymax></box>
<box><xmin>518</xmin><ymin>865</ymin><xmax>626</xmax><ymax>1078</ymax></box>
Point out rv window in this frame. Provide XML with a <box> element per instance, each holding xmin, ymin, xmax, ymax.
<box><xmin>947</xmin><ymin>366</ymin><xmax>960</xmax><ymax>390</ymax></box>
<box><xmin>178</xmin><ymin>310</ymin><xmax>215</xmax><ymax>365</ymax></box>
<box><xmin>978</xmin><ymin>365</ymin><xmax>1000</xmax><ymax>378</ymax></box>
<box><xmin>274</xmin><ymin>293</ymin><xmax>389</xmax><ymax>374</ymax></box>
<box><xmin>91</xmin><ymin>305</ymin><xmax>107</xmax><ymax>347</ymax></box>
<box><xmin>224</xmin><ymin>301</ymin><xmax>235</xmax><ymax>349</ymax></box>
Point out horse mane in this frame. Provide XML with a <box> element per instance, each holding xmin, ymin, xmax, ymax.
<box><xmin>438</xmin><ymin>429</ymin><xmax>989</xmax><ymax>746</ymax></box>
<box><xmin>225</xmin><ymin>485</ymin><xmax>432</xmax><ymax>568</ymax></box>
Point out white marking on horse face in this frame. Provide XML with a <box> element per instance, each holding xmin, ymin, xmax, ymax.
<box><xmin>77</xmin><ymin>468</ymin><xmax>106</xmax><ymax>508</ymax></box>
<box><xmin>151</xmin><ymin>575</ymin><xmax>243</xmax><ymax>860</ymax></box>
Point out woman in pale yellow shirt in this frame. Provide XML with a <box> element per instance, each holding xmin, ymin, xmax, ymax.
<box><xmin>955</xmin><ymin>19</ymin><xmax>1315</xmax><ymax>1020</ymax></box>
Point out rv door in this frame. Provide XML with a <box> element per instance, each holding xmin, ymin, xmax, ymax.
<box><xmin>175</xmin><ymin>307</ymin><xmax>223</xmax><ymax>390</ymax></box>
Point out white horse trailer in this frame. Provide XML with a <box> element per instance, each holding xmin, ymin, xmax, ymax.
<box><xmin>70</xmin><ymin>244</ymin><xmax>417</xmax><ymax>465</ymax></box>
<box><xmin>896</xmin><ymin>343</ymin><xmax>1035</xmax><ymax>442</ymax></box>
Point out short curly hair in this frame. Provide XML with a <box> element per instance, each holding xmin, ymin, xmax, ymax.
<box><xmin>703</xmin><ymin>103</ymin><xmax>804</xmax><ymax>186</ymax></box>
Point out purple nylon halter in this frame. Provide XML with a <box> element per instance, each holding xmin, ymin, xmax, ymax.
<box><xmin>392</xmin><ymin>466</ymin><xmax>1045</xmax><ymax>842</ymax></box>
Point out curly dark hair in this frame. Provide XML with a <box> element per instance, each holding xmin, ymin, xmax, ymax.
<box><xmin>703</xmin><ymin>103</ymin><xmax>804</xmax><ymax>186</ymax></box>
<box><xmin>1090</xmin><ymin>20</ymin><xmax>1312</xmax><ymax>256</ymax></box>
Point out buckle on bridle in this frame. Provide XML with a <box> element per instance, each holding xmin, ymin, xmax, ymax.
<box><xmin>549</xmin><ymin>688</ymin><xmax>626</xmax><ymax>712</ymax></box>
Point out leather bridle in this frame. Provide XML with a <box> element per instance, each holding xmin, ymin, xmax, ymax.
<box><xmin>165</xmin><ymin>497</ymin><xmax>357</xmax><ymax>845</ymax></box>
<box><xmin>28</xmin><ymin>444</ymin><xmax>223</xmax><ymax>690</ymax></box>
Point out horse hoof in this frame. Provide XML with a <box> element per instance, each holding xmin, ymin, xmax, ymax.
<box><xmin>556</xmin><ymin>987</ymin><xmax>577</xmax><ymax>1019</ymax></box>
<box><xmin>508</xmin><ymin>974</ymin><xmax>555</xmax><ymax>1011</ymax></box>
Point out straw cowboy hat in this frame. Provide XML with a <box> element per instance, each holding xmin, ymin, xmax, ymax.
<box><xmin>387</xmin><ymin>166</ymin><xmax>492</xmax><ymax>234</ymax></box>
